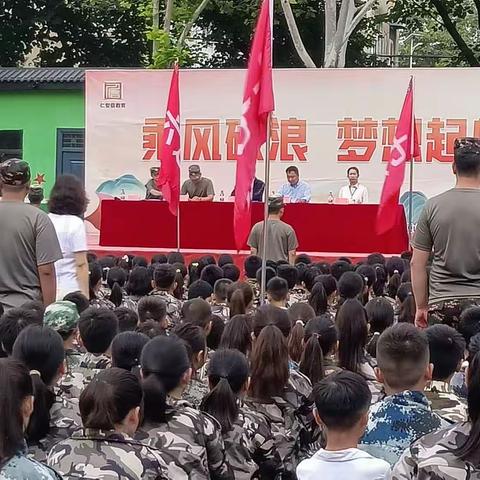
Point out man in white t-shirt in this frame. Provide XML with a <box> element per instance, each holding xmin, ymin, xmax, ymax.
<box><xmin>297</xmin><ymin>371</ymin><xmax>391</xmax><ymax>480</ymax></box>
<box><xmin>338</xmin><ymin>167</ymin><xmax>369</xmax><ymax>204</ymax></box>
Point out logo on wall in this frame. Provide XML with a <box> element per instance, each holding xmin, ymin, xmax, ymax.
<box><xmin>100</xmin><ymin>81</ymin><xmax>125</xmax><ymax>109</ymax></box>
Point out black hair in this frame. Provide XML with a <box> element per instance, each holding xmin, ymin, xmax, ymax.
<box><xmin>365</xmin><ymin>297</ymin><xmax>394</xmax><ymax>358</ymax></box>
<box><xmin>308</xmin><ymin>282</ymin><xmax>328</xmax><ymax>315</ymax></box>
<box><xmin>277</xmin><ymin>264</ymin><xmax>298</xmax><ymax>290</ymax></box>
<box><xmin>313</xmin><ymin>370</ymin><xmax>371</xmax><ymax>430</ymax></box>
<box><xmin>20</xmin><ymin>300</ymin><xmax>45</xmax><ymax>323</ymax></box>
<box><xmin>213</xmin><ymin>278</ymin><xmax>233</xmax><ymax>303</ymax></box>
<box><xmin>469</xmin><ymin>333</ymin><xmax>480</xmax><ymax>364</ymax></box>
<box><xmin>219</xmin><ymin>314</ymin><xmax>252</xmax><ymax>355</ymax></box>
<box><xmin>459</xmin><ymin>306</ymin><xmax>480</xmax><ymax>347</ymax></box>
<box><xmin>227</xmin><ymin>282</ymin><xmax>254</xmax><ymax>317</ymax></box>
<box><xmin>287</xmin><ymin>303</ymin><xmax>316</xmax><ymax>363</ymax></box>
<box><xmin>299</xmin><ymin>317</ymin><xmax>329</xmax><ymax>385</ymax></box>
<box><xmin>107</xmin><ymin>267</ymin><xmax>127</xmax><ymax>308</ymax></box>
<box><xmin>302</xmin><ymin>267</ymin><xmax>321</xmax><ymax>292</ymax></box>
<box><xmin>338</xmin><ymin>256</ymin><xmax>352</xmax><ymax>264</ymax></box>
<box><xmin>198</xmin><ymin>256</ymin><xmax>216</xmax><ymax>278</ymax></box>
<box><xmin>376</xmin><ymin>323</ymin><xmax>429</xmax><ymax>390</ymax></box>
<box><xmin>222</xmin><ymin>264</ymin><xmax>240</xmax><ymax>282</ymax></box>
<box><xmin>295</xmin><ymin>253</ymin><xmax>312</xmax><ymax>265</ymax></box>
<box><xmin>266</xmin><ymin>277</ymin><xmax>289</xmax><ymax>302</ymax></box>
<box><xmin>454</xmin><ymin>137</ymin><xmax>480</xmax><ymax>177</ymax></box>
<box><xmin>336</xmin><ymin>299</ymin><xmax>368</xmax><ymax>374</ymax></box>
<box><xmin>367</xmin><ymin>253</ymin><xmax>386</xmax><ymax>266</ymax></box>
<box><xmin>401</xmin><ymin>269</ymin><xmax>411</xmax><ymax>283</ymax></box>
<box><xmin>87</xmin><ymin>252</ymin><xmax>97</xmax><ymax>263</ymax></box>
<box><xmin>338</xmin><ymin>271</ymin><xmax>364</xmax><ymax>302</ymax></box>
<box><xmin>153</xmin><ymin>264</ymin><xmax>176</xmax><ymax>290</ymax></box>
<box><xmin>182</xmin><ymin>298</ymin><xmax>212</xmax><ymax>329</ymax></box>
<box><xmin>200</xmin><ymin>265</ymin><xmax>224</xmax><ymax>289</ymax></box>
<box><xmin>173</xmin><ymin>323</ymin><xmax>207</xmax><ymax>370</ymax></box>
<box><xmin>330</xmin><ymin>261</ymin><xmax>352</xmax><ymax>281</ymax></box>
<box><xmin>12</xmin><ymin>326</ymin><xmax>65</xmax><ymax>442</ymax></box>
<box><xmin>253</xmin><ymin>304</ymin><xmax>291</xmax><ymax>338</ymax></box>
<box><xmin>315</xmin><ymin>262</ymin><xmax>331</xmax><ymax>274</ymax></box>
<box><xmin>48</xmin><ymin>174</ymin><xmax>87</xmax><ymax>216</ymax></box>
<box><xmin>0</xmin><ymin>308</ymin><xmax>42</xmax><ymax>356</ymax></box>
<box><xmin>286</xmin><ymin>165</ymin><xmax>299</xmax><ymax>175</ymax></box>
<box><xmin>315</xmin><ymin>275</ymin><xmax>337</xmax><ymax>298</ymax></box>
<box><xmin>114</xmin><ymin>307</ymin><xmax>139</xmax><ymax>333</ymax></box>
<box><xmin>372</xmin><ymin>264</ymin><xmax>387</xmax><ymax>297</ymax></box>
<box><xmin>200</xmin><ymin>349</ymin><xmax>249</xmax><ymax>433</ymax></box>
<box><xmin>151</xmin><ymin>254</ymin><xmax>167</xmax><ymax>265</ymax></box>
<box><xmin>0</xmin><ymin>358</ymin><xmax>34</xmax><ymax>462</ymax></box>
<box><xmin>132</xmin><ymin>256</ymin><xmax>148</xmax><ymax>268</ymax></box>
<box><xmin>28</xmin><ymin>187</ymin><xmax>44</xmax><ymax>205</ymax></box>
<box><xmin>137</xmin><ymin>297</ymin><xmax>167</xmax><ymax>324</ymax></box>
<box><xmin>111</xmin><ymin>332</ymin><xmax>149</xmax><ymax>371</ymax></box>
<box><xmin>78</xmin><ymin>307</ymin><xmax>119</xmax><ymax>354</ymax></box>
<box><xmin>218</xmin><ymin>254</ymin><xmax>234</xmax><ymax>268</ymax></box>
<box><xmin>80</xmin><ymin>368</ymin><xmax>143</xmax><ymax>430</ymax></box>
<box><xmin>135</xmin><ymin>320</ymin><xmax>166</xmax><ymax>339</ymax></box>
<box><xmin>256</xmin><ymin>266</ymin><xmax>276</xmax><ymax>287</ymax></box>
<box><xmin>88</xmin><ymin>261</ymin><xmax>103</xmax><ymax>300</ymax></box>
<box><xmin>207</xmin><ymin>315</ymin><xmax>225</xmax><ymax>351</ymax></box>
<box><xmin>125</xmin><ymin>267</ymin><xmax>152</xmax><ymax>297</ymax></box>
<box><xmin>347</xmin><ymin>166</ymin><xmax>359</xmax><ymax>176</ymax></box>
<box><xmin>244</xmin><ymin>255</ymin><xmax>263</xmax><ymax>279</ymax></box>
<box><xmin>401</xmin><ymin>250</ymin><xmax>413</xmax><ymax>261</ymax></box>
<box><xmin>63</xmin><ymin>292</ymin><xmax>90</xmax><ymax>314</ymax></box>
<box><xmin>385</xmin><ymin>256</ymin><xmax>403</xmax><ymax>298</ymax></box>
<box><xmin>188</xmin><ymin>260</ymin><xmax>201</xmax><ymax>284</ymax></box>
<box><xmin>141</xmin><ymin>336</ymin><xmax>191</xmax><ymax>423</ymax></box>
<box><xmin>355</xmin><ymin>264</ymin><xmax>376</xmax><ymax>304</ymax></box>
<box><xmin>188</xmin><ymin>280</ymin><xmax>213</xmax><ymax>300</ymax></box>
<box><xmin>426</xmin><ymin>324</ymin><xmax>466</xmax><ymax>381</ymax></box>
<box><xmin>167</xmin><ymin>251</ymin><xmax>184</xmax><ymax>264</ymax></box>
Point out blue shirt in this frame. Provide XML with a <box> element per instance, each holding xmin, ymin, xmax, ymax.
<box><xmin>359</xmin><ymin>390</ymin><xmax>448</xmax><ymax>466</ymax></box>
<box><xmin>278</xmin><ymin>181</ymin><xmax>311</xmax><ymax>203</ymax></box>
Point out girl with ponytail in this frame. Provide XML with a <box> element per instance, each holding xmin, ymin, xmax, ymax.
<box><xmin>47</xmin><ymin>368</ymin><xmax>168</xmax><ymax>479</ymax></box>
<box><xmin>227</xmin><ymin>281</ymin><xmax>254</xmax><ymax>317</ymax></box>
<box><xmin>135</xmin><ymin>335</ymin><xmax>232</xmax><ymax>479</ymax></box>
<box><xmin>0</xmin><ymin>358</ymin><xmax>60</xmax><ymax>479</ymax></box>
<box><xmin>393</xmin><ymin>351</ymin><xmax>480</xmax><ymax>478</ymax></box>
<box><xmin>88</xmin><ymin>261</ymin><xmax>115</xmax><ymax>310</ymax></box>
<box><xmin>200</xmin><ymin>349</ymin><xmax>283</xmax><ymax>479</ymax></box>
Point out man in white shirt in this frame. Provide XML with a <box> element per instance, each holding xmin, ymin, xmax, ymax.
<box><xmin>296</xmin><ymin>370</ymin><xmax>391</xmax><ymax>480</ymax></box>
<box><xmin>278</xmin><ymin>166</ymin><xmax>312</xmax><ymax>203</ymax></box>
<box><xmin>338</xmin><ymin>167</ymin><xmax>369</xmax><ymax>204</ymax></box>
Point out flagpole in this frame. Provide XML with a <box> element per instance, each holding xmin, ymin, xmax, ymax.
<box><xmin>408</xmin><ymin>75</ymin><xmax>415</xmax><ymax>243</ymax></box>
<box><xmin>259</xmin><ymin>113</ymin><xmax>272</xmax><ymax>305</ymax></box>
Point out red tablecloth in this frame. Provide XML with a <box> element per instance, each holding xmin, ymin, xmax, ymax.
<box><xmin>100</xmin><ymin>200</ymin><xmax>409</xmax><ymax>254</ymax></box>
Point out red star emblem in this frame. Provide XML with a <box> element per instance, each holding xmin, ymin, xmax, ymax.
<box><xmin>34</xmin><ymin>173</ymin><xmax>46</xmax><ymax>185</ymax></box>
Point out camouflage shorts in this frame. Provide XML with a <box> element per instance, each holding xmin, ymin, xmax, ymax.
<box><xmin>428</xmin><ymin>298</ymin><xmax>480</xmax><ymax>329</ymax></box>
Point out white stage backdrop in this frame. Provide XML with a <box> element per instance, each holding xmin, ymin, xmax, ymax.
<box><xmin>85</xmin><ymin>68</ymin><xmax>480</xmax><ymax>230</ymax></box>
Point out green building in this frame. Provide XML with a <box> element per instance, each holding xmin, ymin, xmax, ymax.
<box><xmin>0</xmin><ymin>68</ymin><xmax>85</xmax><ymax>194</ymax></box>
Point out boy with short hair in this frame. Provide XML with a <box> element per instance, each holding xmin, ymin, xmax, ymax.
<box><xmin>210</xmin><ymin>278</ymin><xmax>232</xmax><ymax>322</ymax></box>
<box><xmin>425</xmin><ymin>324</ymin><xmax>467</xmax><ymax>422</ymax></box>
<box><xmin>137</xmin><ymin>296</ymin><xmax>168</xmax><ymax>331</ymax></box>
<box><xmin>267</xmin><ymin>277</ymin><xmax>289</xmax><ymax>309</ymax></box>
<box><xmin>297</xmin><ymin>371</ymin><xmax>390</xmax><ymax>480</ymax></box>
<box><xmin>150</xmin><ymin>263</ymin><xmax>181</xmax><ymax>328</ymax></box>
<box><xmin>182</xmin><ymin>298</ymin><xmax>212</xmax><ymax>335</ymax></box>
<box><xmin>360</xmin><ymin>323</ymin><xmax>448</xmax><ymax>465</ymax></box>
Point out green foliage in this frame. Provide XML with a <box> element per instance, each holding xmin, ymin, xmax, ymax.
<box><xmin>147</xmin><ymin>28</ymin><xmax>190</xmax><ymax>68</ymax></box>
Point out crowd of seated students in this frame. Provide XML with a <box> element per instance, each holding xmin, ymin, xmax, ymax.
<box><xmin>0</xmin><ymin>249</ymin><xmax>478</xmax><ymax>480</ymax></box>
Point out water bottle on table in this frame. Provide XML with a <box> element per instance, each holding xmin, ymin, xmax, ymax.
<box><xmin>327</xmin><ymin>191</ymin><xmax>334</xmax><ymax>204</ymax></box>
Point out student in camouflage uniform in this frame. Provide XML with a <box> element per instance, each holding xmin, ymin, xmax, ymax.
<box><xmin>201</xmin><ymin>349</ymin><xmax>284</xmax><ymax>479</ymax></box>
<box><xmin>360</xmin><ymin>324</ymin><xmax>449</xmax><ymax>466</ymax></box>
<box><xmin>243</xmin><ymin>255</ymin><xmax>262</xmax><ymax>302</ymax></box>
<box><xmin>210</xmin><ymin>278</ymin><xmax>232</xmax><ymax>322</ymax></box>
<box><xmin>150</xmin><ymin>264</ymin><xmax>182</xmax><ymax>328</ymax></box>
<box><xmin>392</xmin><ymin>351</ymin><xmax>480</xmax><ymax>480</ymax></box>
<box><xmin>11</xmin><ymin>326</ymin><xmax>82</xmax><ymax>463</ymax></box>
<box><xmin>62</xmin><ymin>307</ymin><xmax>118</xmax><ymax>398</ymax></box>
<box><xmin>136</xmin><ymin>336</ymin><xmax>233</xmax><ymax>479</ymax></box>
<box><xmin>48</xmin><ymin>368</ymin><xmax>168</xmax><ymax>479</ymax></box>
<box><xmin>0</xmin><ymin>358</ymin><xmax>61</xmax><ymax>480</ymax></box>
<box><xmin>88</xmin><ymin>261</ymin><xmax>116</xmax><ymax>310</ymax></box>
<box><xmin>425</xmin><ymin>325</ymin><xmax>467</xmax><ymax>423</ymax></box>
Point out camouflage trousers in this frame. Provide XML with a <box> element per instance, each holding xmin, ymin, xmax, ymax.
<box><xmin>428</xmin><ymin>298</ymin><xmax>480</xmax><ymax>329</ymax></box>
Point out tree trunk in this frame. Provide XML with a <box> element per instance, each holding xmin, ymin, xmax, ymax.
<box><xmin>280</xmin><ymin>0</ymin><xmax>316</xmax><ymax>67</ymax></box>
<box><xmin>337</xmin><ymin>1</ymin><xmax>355</xmax><ymax>67</ymax></box>
<box><xmin>152</xmin><ymin>0</ymin><xmax>161</xmax><ymax>55</ymax></box>
<box><xmin>177</xmin><ymin>0</ymin><xmax>210</xmax><ymax>49</ymax></box>
<box><xmin>430</xmin><ymin>0</ymin><xmax>479</xmax><ymax>66</ymax></box>
<box><xmin>163</xmin><ymin>0</ymin><xmax>174</xmax><ymax>33</ymax></box>
<box><xmin>324</xmin><ymin>0</ymin><xmax>352</xmax><ymax>67</ymax></box>
<box><xmin>324</xmin><ymin>0</ymin><xmax>337</xmax><ymax>62</ymax></box>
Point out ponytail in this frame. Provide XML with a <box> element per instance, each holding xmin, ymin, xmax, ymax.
<box><xmin>201</xmin><ymin>377</ymin><xmax>238</xmax><ymax>433</ymax></box>
<box><xmin>299</xmin><ymin>334</ymin><xmax>324</xmax><ymax>385</ymax></box>
<box><xmin>387</xmin><ymin>272</ymin><xmax>401</xmax><ymax>299</ymax></box>
<box><xmin>453</xmin><ymin>352</ymin><xmax>480</xmax><ymax>465</ymax></box>
<box><xmin>229</xmin><ymin>289</ymin><xmax>246</xmax><ymax>317</ymax></box>
<box><xmin>219</xmin><ymin>315</ymin><xmax>252</xmax><ymax>355</ymax></box>
<box><xmin>26</xmin><ymin>372</ymin><xmax>55</xmax><ymax>442</ymax></box>
<box><xmin>141</xmin><ymin>374</ymin><xmax>168</xmax><ymax>423</ymax></box>
<box><xmin>288</xmin><ymin>321</ymin><xmax>304</xmax><ymax>363</ymax></box>
<box><xmin>398</xmin><ymin>294</ymin><xmax>416</xmax><ymax>324</ymax></box>
<box><xmin>109</xmin><ymin>282</ymin><xmax>123</xmax><ymax>307</ymax></box>
<box><xmin>372</xmin><ymin>265</ymin><xmax>387</xmax><ymax>297</ymax></box>
<box><xmin>308</xmin><ymin>282</ymin><xmax>328</xmax><ymax>315</ymax></box>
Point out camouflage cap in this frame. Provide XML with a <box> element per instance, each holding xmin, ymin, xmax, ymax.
<box><xmin>0</xmin><ymin>158</ymin><xmax>31</xmax><ymax>186</ymax></box>
<box><xmin>44</xmin><ymin>301</ymin><xmax>79</xmax><ymax>333</ymax></box>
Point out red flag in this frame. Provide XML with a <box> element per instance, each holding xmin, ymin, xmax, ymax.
<box><xmin>233</xmin><ymin>0</ymin><xmax>274</xmax><ymax>250</ymax></box>
<box><xmin>157</xmin><ymin>65</ymin><xmax>181</xmax><ymax>216</ymax></box>
<box><xmin>376</xmin><ymin>78</ymin><xmax>420</xmax><ymax>235</ymax></box>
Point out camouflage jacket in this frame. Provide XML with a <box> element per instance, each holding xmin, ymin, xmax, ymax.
<box><xmin>29</xmin><ymin>390</ymin><xmax>82</xmax><ymax>463</ymax></box>
<box><xmin>135</xmin><ymin>398</ymin><xmax>233</xmax><ymax>480</ymax></box>
<box><xmin>47</xmin><ymin>429</ymin><xmax>169</xmax><ymax>480</ymax></box>
<box><xmin>1</xmin><ymin>444</ymin><xmax>61</xmax><ymax>480</ymax></box>
<box><xmin>60</xmin><ymin>352</ymin><xmax>111</xmax><ymax>399</ymax></box>
<box><xmin>246</xmin><ymin>279</ymin><xmax>261</xmax><ymax>307</ymax></box>
<box><xmin>150</xmin><ymin>290</ymin><xmax>182</xmax><ymax>329</ymax></box>
<box><xmin>182</xmin><ymin>377</ymin><xmax>210</xmax><ymax>409</ymax></box>
<box><xmin>425</xmin><ymin>380</ymin><xmax>468</xmax><ymax>424</ymax></box>
<box><xmin>222</xmin><ymin>403</ymin><xmax>283</xmax><ymax>480</ymax></box>
<box><xmin>359</xmin><ymin>390</ymin><xmax>449</xmax><ymax>466</ymax></box>
<box><xmin>210</xmin><ymin>302</ymin><xmax>230</xmax><ymax>322</ymax></box>
<box><xmin>90</xmin><ymin>297</ymin><xmax>116</xmax><ymax>310</ymax></box>
<box><xmin>288</xmin><ymin>288</ymin><xmax>309</xmax><ymax>305</ymax></box>
<box><xmin>392</xmin><ymin>422</ymin><xmax>480</xmax><ymax>480</ymax></box>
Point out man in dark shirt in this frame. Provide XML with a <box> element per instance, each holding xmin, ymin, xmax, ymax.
<box><xmin>230</xmin><ymin>177</ymin><xmax>265</xmax><ymax>202</ymax></box>
<box><xmin>181</xmin><ymin>164</ymin><xmax>214</xmax><ymax>201</ymax></box>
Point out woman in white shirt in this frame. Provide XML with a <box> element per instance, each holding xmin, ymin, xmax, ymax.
<box><xmin>338</xmin><ymin>167</ymin><xmax>368</xmax><ymax>204</ymax></box>
<box><xmin>48</xmin><ymin>175</ymin><xmax>89</xmax><ymax>299</ymax></box>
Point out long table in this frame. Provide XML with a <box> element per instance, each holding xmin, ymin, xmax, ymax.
<box><xmin>99</xmin><ymin>200</ymin><xmax>409</xmax><ymax>254</ymax></box>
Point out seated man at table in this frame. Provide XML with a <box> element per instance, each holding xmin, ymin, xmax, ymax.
<box><xmin>181</xmin><ymin>164</ymin><xmax>214</xmax><ymax>201</ymax></box>
<box><xmin>230</xmin><ymin>177</ymin><xmax>265</xmax><ymax>202</ymax></box>
<box><xmin>248</xmin><ymin>197</ymin><xmax>298</xmax><ymax>264</ymax></box>
<box><xmin>278</xmin><ymin>165</ymin><xmax>311</xmax><ymax>203</ymax></box>
<box><xmin>145</xmin><ymin>166</ymin><xmax>164</xmax><ymax>200</ymax></box>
